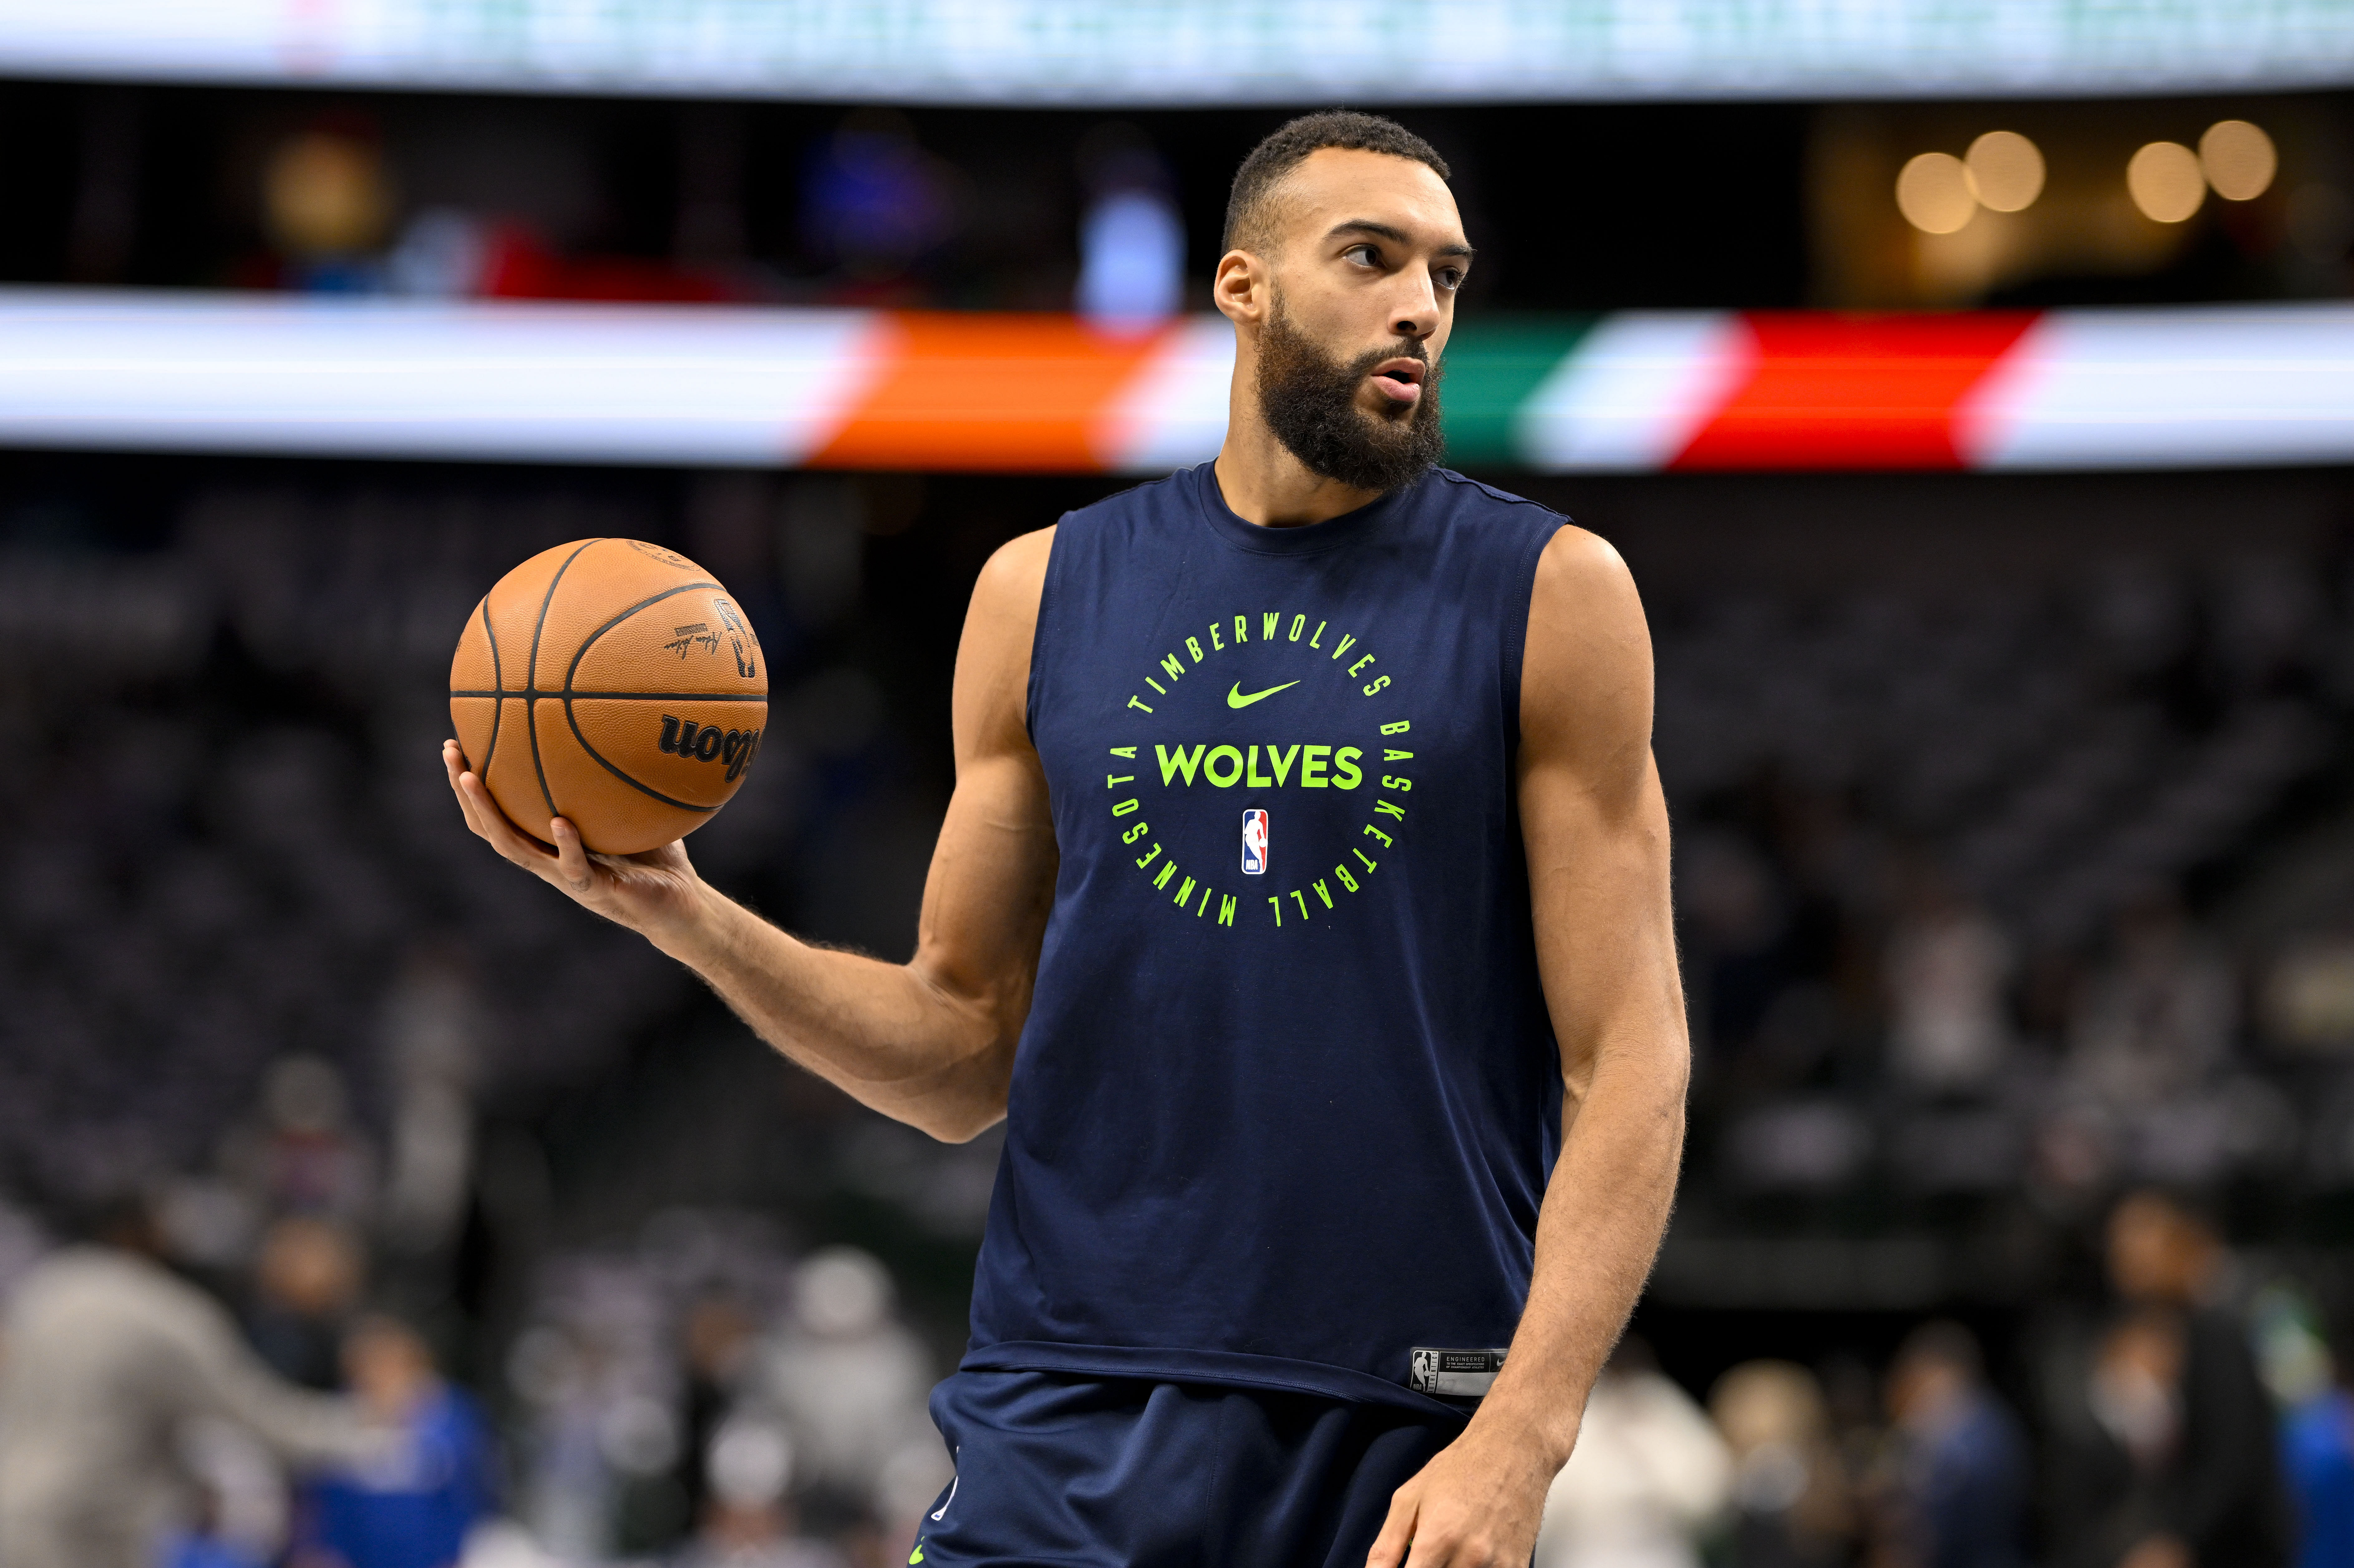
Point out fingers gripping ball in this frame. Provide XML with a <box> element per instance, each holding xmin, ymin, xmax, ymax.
<box><xmin>450</xmin><ymin>539</ymin><xmax>768</xmax><ymax>855</ymax></box>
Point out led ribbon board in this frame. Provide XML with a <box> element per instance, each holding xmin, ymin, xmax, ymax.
<box><xmin>0</xmin><ymin>289</ymin><xmax>2349</xmax><ymax>473</ymax></box>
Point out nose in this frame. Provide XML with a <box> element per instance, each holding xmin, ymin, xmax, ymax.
<box><xmin>1390</xmin><ymin>275</ymin><xmax>1440</xmax><ymax>344</ymax></box>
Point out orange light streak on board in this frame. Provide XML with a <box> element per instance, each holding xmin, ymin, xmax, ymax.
<box><xmin>1672</xmin><ymin>312</ymin><xmax>2038</xmax><ymax>470</ymax></box>
<box><xmin>808</xmin><ymin>312</ymin><xmax>1175</xmax><ymax>472</ymax></box>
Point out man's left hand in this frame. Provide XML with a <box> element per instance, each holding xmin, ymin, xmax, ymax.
<box><xmin>1366</xmin><ymin>1417</ymin><xmax>1562</xmax><ymax>1567</ymax></box>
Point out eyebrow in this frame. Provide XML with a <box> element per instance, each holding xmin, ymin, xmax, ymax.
<box><xmin>1327</xmin><ymin>219</ymin><xmax>1476</xmax><ymax>259</ymax></box>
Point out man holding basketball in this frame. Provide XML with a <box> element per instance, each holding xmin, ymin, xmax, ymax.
<box><xmin>446</xmin><ymin>112</ymin><xmax>1687</xmax><ymax>1566</ymax></box>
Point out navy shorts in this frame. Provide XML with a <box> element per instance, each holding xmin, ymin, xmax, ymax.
<box><xmin>911</xmin><ymin>1369</ymin><xmax>1467</xmax><ymax>1567</ymax></box>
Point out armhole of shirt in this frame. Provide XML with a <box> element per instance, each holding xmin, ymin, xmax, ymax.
<box><xmin>1023</xmin><ymin>516</ymin><xmax>1074</xmax><ymax>742</ymax></box>
<box><xmin>1500</xmin><ymin>516</ymin><xmax>1568</xmax><ymax>755</ymax></box>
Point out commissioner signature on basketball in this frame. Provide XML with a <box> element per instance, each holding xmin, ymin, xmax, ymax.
<box><xmin>664</xmin><ymin>622</ymin><xmax>722</xmax><ymax>659</ymax></box>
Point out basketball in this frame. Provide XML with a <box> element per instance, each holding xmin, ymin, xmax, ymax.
<box><xmin>449</xmin><ymin>538</ymin><xmax>768</xmax><ymax>856</ymax></box>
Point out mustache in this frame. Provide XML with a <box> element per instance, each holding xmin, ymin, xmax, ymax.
<box><xmin>1346</xmin><ymin>339</ymin><xmax>1430</xmax><ymax>375</ymax></box>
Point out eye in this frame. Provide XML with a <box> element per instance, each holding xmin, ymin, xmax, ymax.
<box><xmin>1342</xmin><ymin>243</ymin><xmax>1381</xmax><ymax>269</ymax></box>
<box><xmin>1436</xmin><ymin>266</ymin><xmax>1466</xmax><ymax>292</ymax></box>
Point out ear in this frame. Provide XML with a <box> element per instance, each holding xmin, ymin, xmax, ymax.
<box><xmin>1213</xmin><ymin>248</ymin><xmax>1268</xmax><ymax>326</ymax></box>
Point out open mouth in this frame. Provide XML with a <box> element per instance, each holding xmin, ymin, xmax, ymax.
<box><xmin>1368</xmin><ymin>357</ymin><xmax>1426</xmax><ymax>404</ymax></box>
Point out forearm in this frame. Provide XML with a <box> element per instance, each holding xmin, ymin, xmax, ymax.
<box><xmin>652</xmin><ymin>882</ymin><xmax>1013</xmax><ymax>1140</ymax></box>
<box><xmin>1473</xmin><ymin>1039</ymin><xmax>1687</xmax><ymax>1468</ymax></box>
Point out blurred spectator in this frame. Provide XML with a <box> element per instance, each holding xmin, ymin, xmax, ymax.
<box><xmin>2284</xmin><ymin>1365</ymin><xmax>2354</xmax><ymax>1568</ymax></box>
<box><xmin>290</xmin><ymin>1314</ymin><xmax>493</xmax><ymax>1568</ymax></box>
<box><xmin>225</xmin><ymin>1055</ymin><xmax>380</xmax><ymax>1223</ymax></box>
<box><xmin>799</xmin><ymin>111</ymin><xmax>959</xmax><ymax>291</ymax></box>
<box><xmin>1885</xmin><ymin>869</ymin><xmax>2015</xmax><ymax>1096</ymax></box>
<box><xmin>2049</xmin><ymin>1304</ymin><xmax>2191</xmax><ymax>1568</ymax></box>
<box><xmin>0</xmin><ymin>1197</ymin><xmax>390</xmax><ymax>1568</ymax></box>
<box><xmin>1075</xmin><ymin>124</ymin><xmax>1184</xmax><ymax>334</ymax></box>
<box><xmin>747</xmin><ymin>1247</ymin><xmax>935</xmax><ymax>1521</ymax></box>
<box><xmin>1880</xmin><ymin>1320</ymin><xmax>2029</xmax><ymax>1568</ymax></box>
<box><xmin>679</xmin><ymin>1291</ymin><xmax>760</xmax><ymax>1522</ymax></box>
<box><xmin>264</xmin><ymin>129</ymin><xmax>394</xmax><ymax>293</ymax></box>
<box><xmin>2264</xmin><ymin>929</ymin><xmax>2354</xmax><ymax>1057</ymax></box>
<box><xmin>2068</xmin><ymin>892</ymin><xmax>2237</xmax><ymax>1107</ymax></box>
<box><xmin>249</xmin><ymin>1216</ymin><xmax>367</xmax><ymax>1390</ymax></box>
<box><xmin>379</xmin><ymin>950</ymin><xmax>482</xmax><ymax>1266</ymax></box>
<box><xmin>1535</xmin><ymin>1337</ymin><xmax>1730</xmax><ymax>1568</ymax></box>
<box><xmin>1710</xmin><ymin>1360</ymin><xmax>1855</xmax><ymax>1568</ymax></box>
<box><xmin>676</xmin><ymin>1419</ymin><xmax>841</xmax><ymax>1568</ymax></box>
<box><xmin>2048</xmin><ymin>1191</ymin><xmax>2292</xmax><ymax>1568</ymax></box>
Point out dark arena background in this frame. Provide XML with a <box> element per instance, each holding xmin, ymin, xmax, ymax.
<box><xmin>2</xmin><ymin>8</ymin><xmax>2354</xmax><ymax>1566</ymax></box>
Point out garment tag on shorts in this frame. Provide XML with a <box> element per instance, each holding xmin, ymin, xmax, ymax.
<box><xmin>1409</xmin><ymin>1347</ymin><xmax>1508</xmax><ymax>1398</ymax></box>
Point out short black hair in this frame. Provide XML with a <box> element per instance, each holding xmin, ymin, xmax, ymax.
<box><xmin>1223</xmin><ymin>111</ymin><xmax>1450</xmax><ymax>253</ymax></box>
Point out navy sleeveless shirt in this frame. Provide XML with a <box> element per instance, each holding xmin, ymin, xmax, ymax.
<box><xmin>962</xmin><ymin>461</ymin><xmax>1568</xmax><ymax>1412</ymax></box>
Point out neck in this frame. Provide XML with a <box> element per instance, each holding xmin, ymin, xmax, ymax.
<box><xmin>1213</xmin><ymin>358</ymin><xmax>1385</xmax><ymax>529</ymax></box>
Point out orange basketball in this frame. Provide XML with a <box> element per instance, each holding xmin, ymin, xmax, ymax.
<box><xmin>449</xmin><ymin>539</ymin><xmax>768</xmax><ymax>855</ymax></box>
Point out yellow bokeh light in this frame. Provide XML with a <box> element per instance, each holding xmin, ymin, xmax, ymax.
<box><xmin>265</xmin><ymin>133</ymin><xmax>392</xmax><ymax>257</ymax></box>
<box><xmin>2200</xmin><ymin>119</ymin><xmax>2278</xmax><ymax>202</ymax></box>
<box><xmin>2127</xmin><ymin>141</ymin><xmax>2206</xmax><ymax>224</ymax></box>
<box><xmin>1896</xmin><ymin>151</ymin><xmax>1976</xmax><ymax>235</ymax></box>
<box><xmin>1964</xmin><ymin>130</ymin><xmax>2045</xmax><ymax>212</ymax></box>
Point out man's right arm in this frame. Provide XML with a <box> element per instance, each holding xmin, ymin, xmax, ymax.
<box><xmin>442</xmin><ymin>527</ymin><xmax>1059</xmax><ymax>1143</ymax></box>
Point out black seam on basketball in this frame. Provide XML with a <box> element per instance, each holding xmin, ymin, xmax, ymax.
<box><xmin>560</xmin><ymin>580</ymin><xmax>726</xmax><ymax>696</ymax></box>
<box><xmin>561</xmin><ymin>702</ymin><xmax>721</xmax><ymax>816</ymax></box>
<box><xmin>526</xmin><ymin>540</ymin><xmax>601</xmax><ymax>824</ymax></box>
<box><xmin>556</xmin><ymin>578</ymin><xmax>739</xmax><ymax>818</ymax></box>
<box><xmin>450</xmin><ymin>689</ymin><xmax>767</xmax><ymax>702</ymax></box>
<box><xmin>479</xmin><ymin>597</ymin><xmax>503</xmax><ymax>775</ymax></box>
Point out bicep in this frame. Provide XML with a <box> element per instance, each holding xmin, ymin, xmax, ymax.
<box><xmin>1517</xmin><ymin>528</ymin><xmax>1685</xmax><ymax>1100</ymax></box>
<box><xmin>911</xmin><ymin>529</ymin><xmax>1060</xmax><ymax>1019</ymax></box>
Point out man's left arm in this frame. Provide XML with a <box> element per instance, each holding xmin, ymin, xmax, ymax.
<box><xmin>1369</xmin><ymin>525</ymin><xmax>1690</xmax><ymax>1568</ymax></box>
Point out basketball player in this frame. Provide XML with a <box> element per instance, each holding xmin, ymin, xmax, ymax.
<box><xmin>445</xmin><ymin>112</ymin><xmax>1687</xmax><ymax>1566</ymax></box>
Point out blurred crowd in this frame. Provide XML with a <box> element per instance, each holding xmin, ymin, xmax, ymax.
<box><xmin>0</xmin><ymin>472</ymin><xmax>889</xmax><ymax>1216</ymax></box>
<box><xmin>11</xmin><ymin>1165</ymin><xmax>2354</xmax><ymax>1568</ymax></box>
<box><xmin>0</xmin><ymin>1172</ymin><xmax>951</xmax><ymax>1567</ymax></box>
<box><xmin>32</xmin><ymin>83</ymin><xmax>2352</xmax><ymax>321</ymax></box>
<box><xmin>0</xmin><ymin>471</ymin><xmax>961</xmax><ymax>1562</ymax></box>
<box><xmin>1662</xmin><ymin>554</ymin><xmax>2354</xmax><ymax>1213</ymax></box>
<box><xmin>1538</xmin><ymin>1189</ymin><xmax>2353</xmax><ymax>1568</ymax></box>
<box><xmin>79</xmin><ymin>100</ymin><xmax>1193</xmax><ymax>329</ymax></box>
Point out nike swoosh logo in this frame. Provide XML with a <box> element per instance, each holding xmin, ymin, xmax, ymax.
<box><xmin>1227</xmin><ymin>680</ymin><xmax>1300</xmax><ymax>709</ymax></box>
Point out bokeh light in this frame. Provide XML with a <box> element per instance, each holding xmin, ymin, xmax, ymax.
<box><xmin>1964</xmin><ymin>130</ymin><xmax>2045</xmax><ymax>213</ymax></box>
<box><xmin>1896</xmin><ymin>151</ymin><xmax>1977</xmax><ymax>235</ymax></box>
<box><xmin>2200</xmin><ymin>119</ymin><xmax>2279</xmax><ymax>202</ymax></box>
<box><xmin>264</xmin><ymin>132</ymin><xmax>392</xmax><ymax>258</ymax></box>
<box><xmin>2127</xmin><ymin>140</ymin><xmax>2206</xmax><ymax>224</ymax></box>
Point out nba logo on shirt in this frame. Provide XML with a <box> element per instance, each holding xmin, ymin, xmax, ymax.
<box><xmin>1241</xmin><ymin>809</ymin><xmax>1269</xmax><ymax>875</ymax></box>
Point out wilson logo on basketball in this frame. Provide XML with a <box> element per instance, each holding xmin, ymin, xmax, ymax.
<box><xmin>659</xmin><ymin>716</ymin><xmax>764</xmax><ymax>781</ymax></box>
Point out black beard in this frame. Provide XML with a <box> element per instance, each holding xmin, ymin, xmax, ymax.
<box><xmin>1255</xmin><ymin>303</ymin><xmax>1444</xmax><ymax>495</ymax></box>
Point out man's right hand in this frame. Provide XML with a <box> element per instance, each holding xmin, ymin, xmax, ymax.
<box><xmin>442</xmin><ymin>739</ymin><xmax>709</xmax><ymax>949</ymax></box>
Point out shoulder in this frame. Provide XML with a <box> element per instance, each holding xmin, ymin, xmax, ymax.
<box><xmin>1424</xmin><ymin>467</ymin><xmax>1571</xmax><ymax>541</ymax></box>
<box><xmin>972</xmin><ymin>525</ymin><xmax>1056</xmax><ymax>615</ymax></box>
<box><xmin>1521</xmin><ymin>522</ymin><xmax>1651</xmax><ymax>761</ymax></box>
<box><xmin>1530</xmin><ymin>523</ymin><xmax>1639</xmax><ymax>625</ymax></box>
<box><xmin>35</xmin><ymin>1245</ymin><xmax>185</xmax><ymax>1303</ymax></box>
<box><xmin>27</xmin><ymin>1249</ymin><xmax>229</xmax><ymax>1343</ymax></box>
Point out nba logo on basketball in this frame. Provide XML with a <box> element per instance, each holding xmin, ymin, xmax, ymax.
<box><xmin>1241</xmin><ymin>809</ymin><xmax>1268</xmax><ymax>875</ymax></box>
